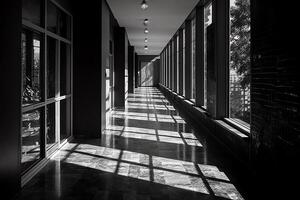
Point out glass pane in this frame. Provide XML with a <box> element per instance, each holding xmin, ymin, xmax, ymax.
<box><xmin>47</xmin><ymin>1</ymin><xmax>58</xmax><ymax>33</ymax></box>
<box><xmin>191</xmin><ymin>18</ymin><xmax>196</xmax><ymax>101</ymax></box>
<box><xmin>183</xmin><ymin>29</ymin><xmax>185</xmax><ymax>96</ymax></box>
<box><xmin>204</xmin><ymin>3</ymin><xmax>213</xmax><ymax>108</ymax></box>
<box><xmin>60</xmin><ymin>99</ymin><xmax>71</xmax><ymax>141</ymax></box>
<box><xmin>176</xmin><ymin>35</ymin><xmax>179</xmax><ymax>93</ymax></box>
<box><xmin>46</xmin><ymin>104</ymin><xmax>56</xmax><ymax>148</ymax></box>
<box><xmin>229</xmin><ymin>0</ymin><xmax>251</xmax><ymax>124</ymax></box>
<box><xmin>59</xmin><ymin>10</ymin><xmax>71</xmax><ymax>39</ymax></box>
<box><xmin>47</xmin><ymin>37</ymin><xmax>56</xmax><ymax>98</ymax></box>
<box><xmin>22</xmin><ymin>0</ymin><xmax>41</xmax><ymax>26</ymax></box>
<box><xmin>22</xmin><ymin>31</ymin><xmax>42</xmax><ymax>106</ymax></box>
<box><xmin>21</xmin><ymin>109</ymin><xmax>42</xmax><ymax>173</ymax></box>
<box><xmin>60</xmin><ymin>42</ymin><xmax>71</xmax><ymax>96</ymax></box>
<box><xmin>47</xmin><ymin>1</ymin><xmax>71</xmax><ymax>39</ymax></box>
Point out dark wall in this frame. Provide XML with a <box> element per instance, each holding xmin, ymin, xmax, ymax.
<box><xmin>0</xmin><ymin>2</ymin><xmax>22</xmax><ymax>199</ymax></box>
<box><xmin>134</xmin><ymin>53</ymin><xmax>139</xmax><ymax>88</ymax></box>
<box><xmin>114</xmin><ymin>27</ymin><xmax>128</xmax><ymax>108</ymax></box>
<box><xmin>73</xmin><ymin>0</ymin><xmax>102</xmax><ymax>138</ymax></box>
<box><xmin>153</xmin><ymin>59</ymin><xmax>160</xmax><ymax>86</ymax></box>
<box><xmin>128</xmin><ymin>46</ymin><xmax>135</xmax><ymax>93</ymax></box>
<box><xmin>251</xmin><ymin>0</ymin><xmax>299</xmax><ymax>198</ymax></box>
<box><xmin>101</xmin><ymin>0</ymin><xmax>111</xmax><ymax>131</ymax></box>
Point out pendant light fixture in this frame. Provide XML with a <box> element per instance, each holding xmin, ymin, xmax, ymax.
<box><xmin>143</xmin><ymin>19</ymin><xmax>149</xmax><ymax>26</ymax></box>
<box><xmin>141</xmin><ymin>0</ymin><xmax>149</xmax><ymax>10</ymax></box>
<box><xmin>144</xmin><ymin>28</ymin><xmax>149</xmax><ymax>34</ymax></box>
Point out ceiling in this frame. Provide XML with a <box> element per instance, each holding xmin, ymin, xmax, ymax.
<box><xmin>107</xmin><ymin>0</ymin><xmax>200</xmax><ymax>55</ymax></box>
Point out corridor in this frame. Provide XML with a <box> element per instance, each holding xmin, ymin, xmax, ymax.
<box><xmin>17</xmin><ymin>88</ymin><xmax>246</xmax><ymax>200</ymax></box>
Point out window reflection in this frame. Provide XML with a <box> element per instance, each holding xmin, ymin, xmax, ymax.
<box><xmin>47</xmin><ymin>37</ymin><xmax>56</xmax><ymax>98</ymax></box>
<box><xmin>22</xmin><ymin>109</ymin><xmax>41</xmax><ymax>173</ymax></box>
<box><xmin>47</xmin><ymin>1</ymin><xmax>71</xmax><ymax>39</ymax></box>
<box><xmin>47</xmin><ymin>1</ymin><xmax>58</xmax><ymax>34</ymax></box>
<box><xmin>60</xmin><ymin>42</ymin><xmax>71</xmax><ymax>96</ymax></box>
<box><xmin>22</xmin><ymin>31</ymin><xmax>42</xmax><ymax>107</ymax></box>
<box><xmin>59</xmin><ymin>10</ymin><xmax>71</xmax><ymax>39</ymax></box>
<box><xmin>47</xmin><ymin>104</ymin><xmax>56</xmax><ymax>148</ymax></box>
<box><xmin>60</xmin><ymin>99</ymin><xmax>71</xmax><ymax>141</ymax></box>
<box><xmin>22</xmin><ymin>0</ymin><xmax>41</xmax><ymax>26</ymax></box>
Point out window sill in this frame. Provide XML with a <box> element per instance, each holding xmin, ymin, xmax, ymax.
<box><xmin>215</xmin><ymin>120</ymin><xmax>249</xmax><ymax>139</ymax></box>
<box><xmin>223</xmin><ymin>118</ymin><xmax>250</xmax><ymax>136</ymax></box>
<box><xmin>184</xmin><ymin>99</ymin><xmax>195</xmax><ymax>106</ymax></box>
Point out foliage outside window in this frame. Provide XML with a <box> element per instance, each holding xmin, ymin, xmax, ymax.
<box><xmin>183</xmin><ymin>29</ymin><xmax>185</xmax><ymax>96</ymax></box>
<box><xmin>204</xmin><ymin>3</ymin><xmax>212</xmax><ymax>108</ymax></box>
<box><xmin>22</xmin><ymin>32</ymin><xmax>42</xmax><ymax>107</ymax></box>
<box><xmin>176</xmin><ymin>35</ymin><xmax>180</xmax><ymax>93</ymax></box>
<box><xmin>191</xmin><ymin>18</ymin><xmax>196</xmax><ymax>101</ymax></box>
<box><xmin>229</xmin><ymin>0</ymin><xmax>251</xmax><ymax>125</ymax></box>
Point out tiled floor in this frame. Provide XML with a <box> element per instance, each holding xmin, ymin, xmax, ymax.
<box><xmin>16</xmin><ymin>87</ymin><xmax>247</xmax><ymax>200</ymax></box>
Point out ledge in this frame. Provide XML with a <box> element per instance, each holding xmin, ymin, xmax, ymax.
<box><xmin>158</xmin><ymin>84</ymin><xmax>250</xmax><ymax>164</ymax></box>
<box><xmin>215</xmin><ymin>120</ymin><xmax>248</xmax><ymax>139</ymax></box>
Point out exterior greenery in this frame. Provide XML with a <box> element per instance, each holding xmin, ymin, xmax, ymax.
<box><xmin>229</xmin><ymin>0</ymin><xmax>251</xmax><ymax>124</ymax></box>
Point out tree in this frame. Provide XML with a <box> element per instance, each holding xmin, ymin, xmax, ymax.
<box><xmin>230</xmin><ymin>0</ymin><xmax>251</xmax><ymax>89</ymax></box>
<box><xmin>229</xmin><ymin>0</ymin><xmax>251</xmax><ymax>123</ymax></box>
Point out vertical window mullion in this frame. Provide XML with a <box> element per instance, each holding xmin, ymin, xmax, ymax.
<box><xmin>214</xmin><ymin>0</ymin><xmax>229</xmax><ymax>119</ymax></box>
<box><xmin>195</xmin><ymin>6</ymin><xmax>205</xmax><ymax>107</ymax></box>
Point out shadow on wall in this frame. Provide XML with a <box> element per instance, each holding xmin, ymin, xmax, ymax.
<box><xmin>141</xmin><ymin>62</ymin><xmax>154</xmax><ymax>86</ymax></box>
<box><xmin>139</xmin><ymin>56</ymin><xmax>160</xmax><ymax>87</ymax></box>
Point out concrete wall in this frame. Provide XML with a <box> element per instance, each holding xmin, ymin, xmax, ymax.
<box><xmin>73</xmin><ymin>0</ymin><xmax>102</xmax><ymax>138</ymax></box>
<box><xmin>251</xmin><ymin>0</ymin><xmax>299</xmax><ymax>198</ymax></box>
<box><xmin>114</xmin><ymin>27</ymin><xmax>128</xmax><ymax>108</ymax></box>
<box><xmin>101</xmin><ymin>0</ymin><xmax>111</xmax><ymax>131</ymax></box>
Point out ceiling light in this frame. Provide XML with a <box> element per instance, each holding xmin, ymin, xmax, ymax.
<box><xmin>145</xmin><ymin>38</ymin><xmax>148</xmax><ymax>43</ymax></box>
<box><xmin>144</xmin><ymin>46</ymin><xmax>148</xmax><ymax>50</ymax></box>
<box><xmin>143</xmin><ymin>19</ymin><xmax>149</xmax><ymax>26</ymax></box>
<box><xmin>141</xmin><ymin>0</ymin><xmax>149</xmax><ymax>10</ymax></box>
<box><xmin>144</xmin><ymin>28</ymin><xmax>149</xmax><ymax>34</ymax></box>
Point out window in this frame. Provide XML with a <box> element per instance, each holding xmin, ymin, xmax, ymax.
<box><xmin>60</xmin><ymin>42</ymin><xmax>71</xmax><ymax>96</ymax></box>
<box><xmin>60</xmin><ymin>99</ymin><xmax>71</xmax><ymax>141</ymax></box>
<box><xmin>176</xmin><ymin>35</ymin><xmax>180</xmax><ymax>93</ymax></box>
<box><xmin>22</xmin><ymin>30</ymin><xmax>42</xmax><ymax>107</ymax></box>
<box><xmin>47</xmin><ymin>37</ymin><xmax>56</xmax><ymax>98</ymax></box>
<box><xmin>204</xmin><ymin>3</ymin><xmax>212</xmax><ymax>108</ymax></box>
<box><xmin>22</xmin><ymin>0</ymin><xmax>42</xmax><ymax>26</ymax></box>
<box><xmin>46</xmin><ymin>104</ymin><xmax>56</xmax><ymax>148</ymax></box>
<box><xmin>229</xmin><ymin>0</ymin><xmax>251</xmax><ymax>125</ymax></box>
<box><xmin>168</xmin><ymin>45</ymin><xmax>171</xmax><ymax>88</ymax></box>
<box><xmin>47</xmin><ymin>1</ymin><xmax>58</xmax><ymax>33</ymax></box>
<box><xmin>183</xmin><ymin>28</ymin><xmax>186</xmax><ymax>96</ymax></box>
<box><xmin>191</xmin><ymin>18</ymin><xmax>196</xmax><ymax>102</ymax></box>
<box><xmin>172</xmin><ymin>40</ymin><xmax>175</xmax><ymax>90</ymax></box>
<box><xmin>21</xmin><ymin>109</ymin><xmax>42</xmax><ymax>173</ymax></box>
<box><xmin>59</xmin><ymin>9</ymin><xmax>71</xmax><ymax>39</ymax></box>
<box><xmin>21</xmin><ymin>0</ymin><xmax>73</xmax><ymax>174</ymax></box>
<box><xmin>48</xmin><ymin>1</ymin><xmax>71</xmax><ymax>39</ymax></box>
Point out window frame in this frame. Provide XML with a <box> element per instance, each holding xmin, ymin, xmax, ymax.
<box><xmin>227</xmin><ymin>0</ymin><xmax>251</xmax><ymax>129</ymax></box>
<box><xmin>21</xmin><ymin>0</ymin><xmax>73</xmax><ymax>182</ymax></box>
